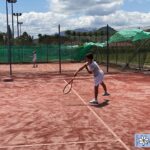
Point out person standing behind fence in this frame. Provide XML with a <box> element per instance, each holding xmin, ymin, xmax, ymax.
<box><xmin>32</xmin><ymin>50</ymin><xmax>38</xmax><ymax>68</ymax></box>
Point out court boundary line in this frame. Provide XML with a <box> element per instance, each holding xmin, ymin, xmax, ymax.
<box><xmin>64</xmin><ymin>80</ymin><xmax>131</xmax><ymax>150</ymax></box>
<box><xmin>0</xmin><ymin>139</ymin><xmax>118</xmax><ymax>149</ymax></box>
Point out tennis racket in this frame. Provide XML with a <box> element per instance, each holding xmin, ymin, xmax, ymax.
<box><xmin>63</xmin><ymin>78</ymin><xmax>75</xmax><ymax>94</ymax></box>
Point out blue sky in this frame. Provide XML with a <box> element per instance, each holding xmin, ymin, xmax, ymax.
<box><xmin>0</xmin><ymin>0</ymin><xmax>48</xmax><ymax>13</ymax></box>
<box><xmin>0</xmin><ymin>0</ymin><xmax>150</xmax><ymax>36</ymax></box>
<box><xmin>122</xmin><ymin>0</ymin><xmax>150</xmax><ymax>12</ymax></box>
<box><xmin>0</xmin><ymin>0</ymin><xmax>149</xmax><ymax>13</ymax></box>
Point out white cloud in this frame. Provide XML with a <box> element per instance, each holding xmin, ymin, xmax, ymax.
<box><xmin>85</xmin><ymin>1</ymin><xmax>123</xmax><ymax>16</ymax></box>
<box><xmin>48</xmin><ymin>0</ymin><xmax>123</xmax><ymax>16</ymax></box>
<box><xmin>0</xmin><ymin>13</ymin><xmax>7</xmax><ymax>32</ymax></box>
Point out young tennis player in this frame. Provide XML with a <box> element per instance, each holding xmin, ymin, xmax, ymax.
<box><xmin>74</xmin><ymin>53</ymin><xmax>110</xmax><ymax>104</ymax></box>
<box><xmin>32</xmin><ymin>50</ymin><xmax>38</xmax><ymax>68</ymax></box>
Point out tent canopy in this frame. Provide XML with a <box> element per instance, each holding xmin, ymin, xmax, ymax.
<box><xmin>109</xmin><ymin>28</ymin><xmax>150</xmax><ymax>43</ymax></box>
<box><xmin>83</xmin><ymin>29</ymin><xmax>150</xmax><ymax>49</ymax></box>
<box><xmin>132</xmin><ymin>30</ymin><xmax>150</xmax><ymax>41</ymax></box>
<box><xmin>84</xmin><ymin>42</ymin><xmax>106</xmax><ymax>48</ymax></box>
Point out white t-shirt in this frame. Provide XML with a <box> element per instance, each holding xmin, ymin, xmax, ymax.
<box><xmin>88</xmin><ymin>61</ymin><xmax>104</xmax><ymax>77</ymax></box>
<box><xmin>33</xmin><ymin>53</ymin><xmax>37</xmax><ymax>62</ymax></box>
<box><xmin>88</xmin><ymin>61</ymin><xmax>104</xmax><ymax>86</ymax></box>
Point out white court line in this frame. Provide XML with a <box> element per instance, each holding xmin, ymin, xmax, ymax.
<box><xmin>0</xmin><ymin>139</ymin><xmax>117</xmax><ymax>149</ymax></box>
<box><xmin>49</xmin><ymin>66</ymin><xmax>130</xmax><ymax>150</ymax></box>
<box><xmin>64</xmin><ymin>80</ymin><xmax>131</xmax><ymax>150</ymax></box>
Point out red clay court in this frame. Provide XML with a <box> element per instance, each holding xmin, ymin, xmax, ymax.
<box><xmin>0</xmin><ymin>63</ymin><xmax>150</xmax><ymax>150</ymax></box>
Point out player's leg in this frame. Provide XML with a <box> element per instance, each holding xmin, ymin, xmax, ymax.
<box><xmin>94</xmin><ymin>85</ymin><xmax>99</xmax><ymax>101</ymax></box>
<box><xmin>89</xmin><ymin>85</ymin><xmax>99</xmax><ymax>104</ymax></box>
<box><xmin>33</xmin><ymin>61</ymin><xmax>35</xmax><ymax>68</ymax></box>
<box><xmin>33</xmin><ymin>59</ymin><xmax>37</xmax><ymax>68</ymax></box>
<box><xmin>101</xmin><ymin>81</ymin><xmax>110</xmax><ymax>96</ymax></box>
<box><xmin>34</xmin><ymin>59</ymin><xmax>38</xmax><ymax>67</ymax></box>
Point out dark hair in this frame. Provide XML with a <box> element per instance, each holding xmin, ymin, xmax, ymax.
<box><xmin>86</xmin><ymin>53</ymin><xmax>93</xmax><ymax>60</ymax></box>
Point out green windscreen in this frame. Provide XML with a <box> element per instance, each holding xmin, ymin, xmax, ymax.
<box><xmin>0</xmin><ymin>44</ymin><xmax>92</xmax><ymax>63</ymax></box>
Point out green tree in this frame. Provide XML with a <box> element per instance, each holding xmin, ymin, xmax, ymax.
<box><xmin>15</xmin><ymin>32</ymin><xmax>33</xmax><ymax>45</ymax></box>
<box><xmin>94</xmin><ymin>31</ymin><xmax>100</xmax><ymax>42</ymax></box>
<box><xmin>0</xmin><ymin>33</ymin><xmax>4</xmax><ymax>45</ymax></box>
<box><xmin>72</xmin><ymin>31</ymin><xmax>76</xmax><ymax>41</ymax></box>
<box><xmin>65</xmin><ymin>30</ymin><xmax>71</xmax><ymax>37</ymax></box>
<box><xmin>88</xmin><ymin>31</ymin><xmax>93</xmax><ymax>41</ymax></box>
<box><xmin>76</xmin><ymin>32</ymin><xmax>81</xmax><ymax>44</ymax></box>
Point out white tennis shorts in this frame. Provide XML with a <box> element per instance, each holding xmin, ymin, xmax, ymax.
<box><xmin>32</xmin><ymin>58</ymin><xmax>36</xmax><ymax>62</ymax></box>
<box><xmin>94</xmin><ymin>73</ymin><xmax>104</xmax><ymax>86</ymax></box>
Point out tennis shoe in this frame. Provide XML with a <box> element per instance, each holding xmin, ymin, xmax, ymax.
<box><xmin>103</xmin><ymin>92</ymin><xmax>110</xmax><ymax>96</ymax></box>
<box><xmin>89</xmin><ymin>99</ymin><xmax>99</xmax><ymax>105</ymax></box>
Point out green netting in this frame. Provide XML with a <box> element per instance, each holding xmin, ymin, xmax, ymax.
<box><xmin>94</xmin><ymin>42</ymin><xmax>150</xmax><ymax>70</ymax></box>
<box><xmin>109</xmin><ymin>29</ymin><xmax>142</xmax><ymax>43</ymax></box>
<box><xmin>84</xmin><ymin>29</ymin><xmax>150</xmax><ymax>48</ymax></box>
<box><xmin>0</xmin><ymin>44</ymin><xmax>92</xmax><ymax>63</ymax></box>
<box><xmin>132</xmin><ymin>31</ymin><xmax>150</xmax><ymax>41</ymax></box>
<box><xmin>109</xmin><ymin>29</ymin><xmax>150</xmax><ymax>43</ymax></box>
<box><xmin>1</xmin><ymin>28</ymin><xmax>150</xmax><ymax>71</ymax></box>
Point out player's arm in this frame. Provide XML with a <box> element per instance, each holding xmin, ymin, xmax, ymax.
<box><xmin>74</xmin><ymin>63</ymin><xmax>87</xmax><ymax>77</ymax></box>
<box><xmin>85</xmin><ymin>65</ymin><xmax>92</xmax><ymax>74</ymax></box>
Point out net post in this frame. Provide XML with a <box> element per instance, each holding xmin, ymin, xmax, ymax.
<box><xmin>47</xmin><ymin>44</ymin><xmax>48</xmax><ymax>63</ymax></box>
<box><xmin>4</xmin><ymin>0</ymin><xmax>13</xmax><ymax>82</ymax></box>
<box><xmin>7</xmin><ymin>25</ymin><xmax>12</xmax><ymax>76</ymax></box>
<box><xmin>58</xmin><ymin>24</ymin><xmax>61</xmax><ymax>74</ymax></box>
<box><xmin>106</xmin><ymin>24</ymin><xmax>110</xmax><ymax>73</ymax></box>
<box><xmin>6</xmin><ymin>0</ymin><xmax>13</xmax><ymax>77</ymax></box>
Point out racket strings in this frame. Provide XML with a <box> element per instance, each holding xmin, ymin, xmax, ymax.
<box><xmin>63</xmin><ymin>79</ymin><xmax>74</xmax><ymax>94</ymax></box>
